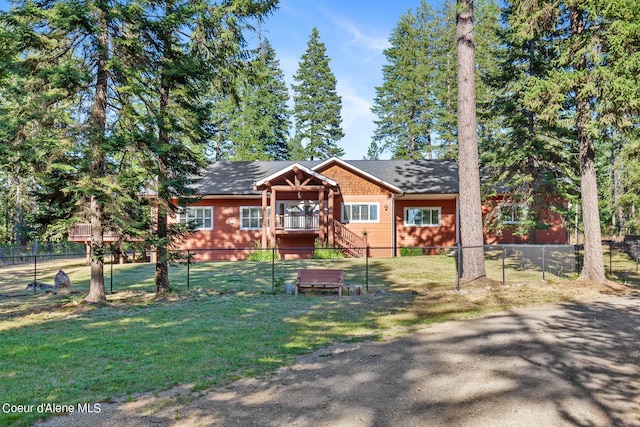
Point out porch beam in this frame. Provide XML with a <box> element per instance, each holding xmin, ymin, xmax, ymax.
<box><xmin>261</xmin><ymin>190</ymin><xmax>268</xmax><ymax>249</ymax></box>
<box><xmin>269</xmin><ymin>189</ymin><xmax>277</xmax><ymax>247</ymax></box>
<box><xmin>328</xmin><ymin>188</ymin><xmax>335</xmax><ymax>246</ymax></box>
<box><xmin>319</xmin><ymin>189</ymin><xmax>325</xmax><ymax>242</ymax></box>
<box><xmin>270</xmin><ymin>185</ymin><xmax>327</xmax><ymax>191</ymax></box>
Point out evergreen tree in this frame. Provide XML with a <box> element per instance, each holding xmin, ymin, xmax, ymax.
<box><xmin>430</xmin><ymin>0</ymin><xmax>458</xmax><ymax>156</ymax></box>
<box><xmin>0</xmin><ymin>0</ymin><xmax>123</xmax><ymax>303</ymax></box>
<box><xmin>456</xmin><ymin>0</ymin><xmax>487</xmax><ymax>281</ymax></box>
<box><xmin>508</xmin><ymin>0</ymin><xmax>640</xmax><ymax>283</ymax></box>
<box><xmin>480</xmin><ymin>3</ymin><xmax>579</xmax><ymax>241</ymax></box>
<box><xmin>371</xmin><ymin>1</ymin><xmax>440</xmax><ymax>160</ymax></box>
<box><xmin>118</xmin><ymin>0</ymin><xmax>277</xmax><ymax>294</ymax></box>
<box><xmin>286</xmin><ymin>135</ymin><xmax>308</xmax><ymax>161</ymax></box>
<box><xmin>370</xmin><ymin>0</ymin><xmax>500</xmax><ymax>160</ymax></box>
<box><xmin>229</xmin><ymin>39</ymin><xmax>290</xmax><ymax>161</ymax></box>
<box><xmin>292</xmin><ymin>27</ymin><xmax>344</xmax><ymax>161</ymax></box>
<box><xmin>619</xmin><ymin>129</ymin><xmax>640</xmax><ymax>234</ymax></box>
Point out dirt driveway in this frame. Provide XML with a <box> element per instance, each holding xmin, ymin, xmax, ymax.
<box><xmin>38</xmin><ymin>295</ymin><xmax>640</xmax><ymax>427</ymax></box>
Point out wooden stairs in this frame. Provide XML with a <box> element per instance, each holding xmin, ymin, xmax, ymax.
<box><xmin>333</xmin><ymin>220</ymin><xmax>367</xmax><ymax>258</ymax></box>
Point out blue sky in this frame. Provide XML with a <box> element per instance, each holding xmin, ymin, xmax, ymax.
<box><xmin>262</xmin><ymin>0</ymin><xmax>442</xmax><ymax>159</ymax></box>
<box><xmin>0</xmin><ymin>0</ymin><xmax>443</xmax><ymax>159</ymax></box>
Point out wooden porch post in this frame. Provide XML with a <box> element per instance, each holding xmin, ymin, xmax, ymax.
<box><xmin>85</xmin><ymin>241</ymin><xmax>91</xmax><ymax>266</ymax></box>
<box><xmin>269</xmin><ymin>189</ymin><xmax>277</xmax><ymax>247</ymax></box>
<box><xmin>318</xmin><ymin>188</ymin><xmax>325</xmax><ymax>242</ymax></box>
<box><xmin>328</xmin><ymin>188</ymin><xmax>335</xmax><ymax>246</ymax></box>
<box><xmin>261</xmin><ymin>189</ymin><xmax>268</xmax><ymax>249</ymax></box>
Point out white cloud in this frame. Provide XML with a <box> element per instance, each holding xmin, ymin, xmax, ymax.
<box><xmin>329</xmin><ymin>15</ymin><xmax>391</xmax><ymax>61</ymax></box>
<box><xmin>337</xmin><ymin>82</ymin><xmax>377</xmax><ymax>159</ymax></box>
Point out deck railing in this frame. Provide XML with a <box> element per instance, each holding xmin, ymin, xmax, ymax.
<box><xmin>67</xmin><ymin>224</ymin><xmax>124</xmax><ymax>241</ymax></box>
<box><xmin>275</xmin><ymin>214</ymin><xmax>319</xmax><ymax>231</ymax></box>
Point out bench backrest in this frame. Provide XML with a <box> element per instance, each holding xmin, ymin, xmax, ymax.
<box><xmin>297</xmin><ymin>269</ymin><xmax>343</xmax><ymax>284</ymax></box>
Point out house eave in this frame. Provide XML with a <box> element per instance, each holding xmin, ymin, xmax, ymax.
<box><xmin>254</xmin><ymin>162</ymin><xmax>338</xmax><ymax>190</ymax></box>
<box><xmin>313</xmin><ymin>157</ymin><xmax>404</xmax><ymax>194</ymax></box>
<box><xmin>397</xmin><ymin>193</ymin><xmax>459</xmax><ymax>200</ymax></box>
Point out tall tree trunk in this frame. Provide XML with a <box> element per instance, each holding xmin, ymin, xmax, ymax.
<box><xmin>571</xmin><ymin>6</ymin><xmax>605</xmax><ymax>283</ymax></box>
<box><xmin>610</xmin><ymin>140</ymin><xmax>616</xmax><ymax>237</ymax></box>
<box><xmin>456</xmin><ymin>0</ymin><xmax>486</xmax><ymax>281</ymax></box>
<box><xmin>85</xmin><ymin>6</ymin><xmax>109</xmax><ymax>303</ymax></box>
<box><xmin>155</xmin><ymin>58</ymin><xmax>172</xmax><ymax>296</ymax></box>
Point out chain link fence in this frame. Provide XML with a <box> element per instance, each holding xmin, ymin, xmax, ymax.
<box><xmin>2</xmin><ymin>243</ymin><xmax>639</xmax><ymax>298</ymax></box>
<box><xmin>0</xmin><ymin>243</ymin><xmax>85</xmax><ymax>266</ymax></box>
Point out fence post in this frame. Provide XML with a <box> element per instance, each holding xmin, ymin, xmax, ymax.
<box><xmin>456</xmin><ymin>243</ymin><xmax>461</xmax><ymax>291</ymax></box>
<box><xmin>33</xmin><ymin>254</ymin><xmax>37</xmax><ymax>294</ymax></box>
<box><xmin>609</xmin><ymin>242</ymin><xmax>613</xmax><ymax>276</ymax></box>
<box><xmin>542</xmin><ymin>245</ymin><xmax>545</xmax><ymax>281</ymax></box>
<box><xmin>110</xmin><ymin>254</ymin><xmax>113</xmax><ymax>293</ymax></box>
<box><xmin>502</xmin><ymin>247</ymin><xmax>506</xmax><ymax>286</ymax></box>
<box><xmin>365</xmin><ymin>245</ymin><xmax>369</xmax><ymax>292</ymax></box>
<box><xmin>187</xmin><ymin>250</ymin><xmax>190</xmax><ymax>291</ymax></box>
<box><xmin>271</xmin><ymin>247</ymin><xmax>275</xmax><ymax>293</ymax></box>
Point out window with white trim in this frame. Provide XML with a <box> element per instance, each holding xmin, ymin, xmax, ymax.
<box><xmin>178</xmin><ymin>207</ymin><xmax>213</xmax><ymax>230</ymax></box>
<box><xmin>240</xmin><ymin>206</ymin><xmax>270</xmax><ymax>230</ymax></box>
<box><xmin>342</xmin><ymin>203</ymin><xmax>379</xmax><ymax>223</ymax></box>
<box><xmin>499</xmin><ymin>203</ymin><xmax>527</xmax><ymax>224</ymax></box>
<box><xmin>404</xmin><ymin>207</ymin><xmax>441</xmax><ymax>226</ymax></box>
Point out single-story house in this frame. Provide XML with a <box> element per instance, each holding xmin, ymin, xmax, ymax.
<box><xmin>171</xmin><ymin>157</ymin><xmax>568</xmax><ymax>260</ymax></box>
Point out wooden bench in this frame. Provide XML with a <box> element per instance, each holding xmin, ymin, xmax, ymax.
<box><xmin>295</xmin><ymin>269</ymin><xmax>344</xmax><ymax>297</ymax></box>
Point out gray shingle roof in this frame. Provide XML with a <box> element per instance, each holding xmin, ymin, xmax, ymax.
<box><xmin>192</xmin><ymin>159</ymin><xmax>459</xmax><ymax>196</ymax></box>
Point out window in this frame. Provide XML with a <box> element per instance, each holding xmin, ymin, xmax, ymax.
<box><xmin>342</xmin><ymin>203</ymin><xmax>379</xmax><ymax>223</ymax></box>
<box><xmin>499</xmin><ymin>203</ymin><xmax>526</xmax><ymax>224</ymax></box>
<box><xmin>178</xmin><ymin>207</ymin><xmax>213</xmax><ymax>230</ymax></box>
<box><xmin>405</xmin><ymin>207</ymin><xmax>441</xmax><ymax>227</ymax></box>
<box><xmin>241</xmin><ymin>207</ymin><xmax>263</xmax><ymax>230</ymax></box>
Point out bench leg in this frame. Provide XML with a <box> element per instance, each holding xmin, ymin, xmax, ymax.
<box><xmin>338</xmin><ymin>286</ymin><xmax>342</xmax><ymax>297</ymax></box>
<box><xmin>295</xmin><ymin>285</ymin><xmax>299</xmax><ymax>296</ymax></box>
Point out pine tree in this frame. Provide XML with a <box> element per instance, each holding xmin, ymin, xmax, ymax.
<box><xmin>457</xmin><ymin>0</ymin><xmax>487</xmax><ymax>281</ymax></box>
<box><xmin>292</xmin><ymin>27</ymin><xmax>344</xmax><ymax>161</ymax></box>
<box><xmin>481</xmin><ymin>3</ymin><xmax>579</xmax><ymax>241</ymax></box>
<box><xmin>0</xmin><ymin>0</ymin><xmax>124</xmax><ymax>303</ymax></box>
<box><xmin>229</xmin><ymin>39</ymin><xmax>290</xmax><ymax>161</ymax></box>
<box><xmin>371</xmin><ymin>1</ymin><xmax>439</xmax><ymax>160</ymax></box>
<box><xmin>508</xmin><ymin>0</ymin><xmax>640</xmax><ymax>283</ymax></box>
<box><xmin>371</xmin><ymin>0</ymin><xmax>500</xmax><ymax>160</ymax></box>
<box><xmin>118</xmin><ymin>0</ymin><xmax>277</xmax><ymax>294</ymax></box>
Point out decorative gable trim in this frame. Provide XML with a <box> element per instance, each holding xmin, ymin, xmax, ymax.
<box><xmin>253</xmin><ymin>162</ymin><xmax>338</xmax><ymax>190</ymax></box>
<box><xmin>313</xmin><ymin>157</ymin><xmax>404</xmax><ymax>194</ymax></box>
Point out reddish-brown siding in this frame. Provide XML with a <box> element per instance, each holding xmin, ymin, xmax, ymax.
<box><xmin>394</xmin><ymin>198</ymin><xmax>457</xmax><ymax>248</ymax></box>
<box><xmin>321</xmin><ymin>164</ymin><xmax>395</xmax><ymax>248</ymax></box>
<box><xmin>321</xmin><ymin>164</ymin><xmax>391</xmax><ymax>195</ymax></box>
<box><xmin>482</xmin><ymin>196</ymin><xmax>568</xmax><ymax>244</ymax></box>
<box><xmin>174</xmin><ymin>198</ymin><xmax>263</xmax><ymax>261</ymax></box>
<box><xmin>172</xmin><ymin>162</ymin><xmax>464</xmax><ymax>260</ymax></box>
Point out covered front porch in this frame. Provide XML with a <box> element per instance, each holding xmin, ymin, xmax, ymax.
<box><xmin>254</xmin><ymin>163</ymin><xmax>338</xmax><ymax>249</ymax></box>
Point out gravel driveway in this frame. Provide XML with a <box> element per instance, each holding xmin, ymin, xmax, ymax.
<box><xmin>37</xmin><ymin>295</ymin><xmax>640</xmax><ymax>427</ymax></box>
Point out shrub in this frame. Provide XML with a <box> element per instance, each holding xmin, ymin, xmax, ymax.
<box><xmin>247</xmin><ymin>241</ymin><xmax>280</xmax><ymax>261</ymax></box>
<box><xmin>400</xmin><ymin>247</ymin><xmax>423</xmax><ymax>257</ymax></box>
<box><xmin>312</xmin><ymin>239</ymin><xmax>345</xmax><ymax>259</ymax></box>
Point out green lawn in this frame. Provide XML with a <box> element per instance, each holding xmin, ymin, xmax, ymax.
<box><xmin>1</xmin><ymin>251</ymin><xmax>638</xmax><ymax>426</ymax></box>
<box><xmin>0</xmin><ymin>289</ymin><xmax>402</xmax><ymax>427</ymax></box>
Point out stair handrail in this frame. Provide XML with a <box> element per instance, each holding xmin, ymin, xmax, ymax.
<box><xmin>333</xmin><ymin>220</ymin><xmax>366</xmax><ymax>252</ymax></box>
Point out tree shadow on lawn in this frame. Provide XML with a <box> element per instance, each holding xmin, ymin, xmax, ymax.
<box><xmin>7</xmin><ymin>283</ymin><xmax>640</xmax><ymax>426</ymax></box>
<box><xmin>0</xmin><ymin>288</ymin><xmax>418</xmax><ymax>426</ymax></box>
<box><xmin>164</xmin><ymin>297</ymin><xmax>640</xmax><ymax>427</ymax></box>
